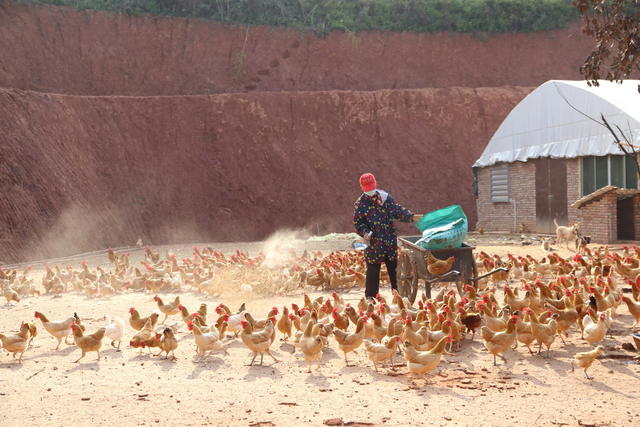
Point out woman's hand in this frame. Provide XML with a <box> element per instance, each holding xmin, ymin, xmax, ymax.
<box><xmin>363</xmin><ymin>231</ymin><xmax>373</xmax><ymax>241</ymax></box>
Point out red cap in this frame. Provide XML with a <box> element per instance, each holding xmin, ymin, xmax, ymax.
<box><xmin>359</xmin><ymin>173</ymin><xmax>377</xmax><ymax>193</ymax></box>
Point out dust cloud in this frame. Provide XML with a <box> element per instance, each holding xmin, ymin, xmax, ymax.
<box><xmin>260</xmin><ymin>228</ymin><xmax>310</xmax><ymax>269</ymax></box>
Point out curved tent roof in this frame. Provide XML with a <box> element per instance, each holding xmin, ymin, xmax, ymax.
<box><xmin>474</xmin><ymin>80</ymin><xmax>640</xmax><ymax>168</ymax></box>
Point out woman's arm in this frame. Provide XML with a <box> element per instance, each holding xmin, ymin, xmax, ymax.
<box><xmin>387</xmin><ymin>196</ymin><xmax>414</xmax><ymax>223</ymax></box>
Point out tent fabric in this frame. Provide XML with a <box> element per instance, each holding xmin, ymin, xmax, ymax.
<box><xmin>474</xmin><ymin>80</ymin><xmax>640</xmax><ymax>168</ymax></box>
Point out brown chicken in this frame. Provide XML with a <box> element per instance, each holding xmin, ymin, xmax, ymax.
<box><xmin>23</xmin><ymin>322</ymin><xmax>37</xmax><ymax>348</ymax></box>
<box><xmin>71</xmin><ymin>323</ymin><xmax>106</xmax><ymax>363</ymax></box>
<box><xmin>129</xmin><ymin>318</ymin><xmax>155</xmax><ymax>352</ymax></box>
<box><xmin>426</xmin><ymin>253</ymin><xmax>455</xmax><ymax>276</ymax></box>
<box><xmin>0</xmin><ymin>322</ymin><xmax>30</xmax><ymax>362</ymax></box>
<box><xmin>153</xmin><ymin>295</ymin><xmax>180</xmax><ymax>323</ymax></box>
<box><xmin>333</xmin><ymin>317</ymin><xmax>365</xmax><ymax>366</ymax></box>
<box><xmin>331</xmin><ymin>309</ymin><xmax>350</xmax><ymax>331</ymax></box>
<box><xmin>129</xmin><ymin>308</ymin><xmax>159</xmax><ymax>331</ymax></box>
<box><xmin>277</xmin><ymin>306</ymin><xmax>293</xmax><ymax>340</ymax></box>
<box><xmin>458</xmin><ymin>307</ymin><xmax>483</xmax><ymax>340</ymax></box>
<box><xmin>156</xmin><ymin>328</ymin><xmax>178</xmax><ymax>360</ymax></box>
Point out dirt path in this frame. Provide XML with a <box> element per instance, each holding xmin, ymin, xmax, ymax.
<box><xmin>1</xmin><ymin>240</ymin><xmax>639</xmax><ymax>426</ymax></box>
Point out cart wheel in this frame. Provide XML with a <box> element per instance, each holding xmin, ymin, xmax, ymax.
<box><xmin>455</xmin><ymin>281</ymin><xmax>463</xmax><ymax>296</ymax></box>
<box><xmin>408</xmin><ymin>276</ymin><xmax>419</xmax><ymax>304</ymax></box>
<box><xmin>397</xmin><ymin>251</ymin><xmax>413</xmax><ymax>299</ymax></box>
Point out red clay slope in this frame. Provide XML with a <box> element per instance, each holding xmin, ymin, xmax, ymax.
<box><xmin>0</xmin><ymin>1</ymin><xmax>591</xmax><ymax>95</ymax></box>
<box><xmin>0</xmin><ymin>86</ymin><xmax>531</xmax><ymax>262</ymax></box>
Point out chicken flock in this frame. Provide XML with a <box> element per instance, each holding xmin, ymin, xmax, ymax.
<box><xmin>1</xmin><ymin>245</ymin><xmax>640</xmax><ymax>381</ymax></box>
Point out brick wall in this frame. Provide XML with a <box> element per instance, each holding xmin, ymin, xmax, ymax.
<box><xmin>566</xmin><ymin>158</ymin><xmax>581</xmax><ymax>226</ymax></box>
<box><xmin>476</xmin><ymin>161</ymin><xmax>536</xmax><ymax>232</ymax></box>
<box><xmin>579</xmin><ymin>193</ymin><xmax>618</xmax><ymax>243</ymax></box>
<box><xmin>634</xmin><ymin>195</ymin><xmax>640</xmax><ymax>240</ymax></box>
<box><xmin>477</xmin><ymin>158</ymin><xmax>580</xmax><ymax>233</ymax></box>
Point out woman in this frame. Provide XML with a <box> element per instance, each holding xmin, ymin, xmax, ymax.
<box><xmin>353</xmin><ymin>173</ymin><xmax>421</xmax><ymax>299</ymax></box>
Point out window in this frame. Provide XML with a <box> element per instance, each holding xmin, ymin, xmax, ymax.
<box><xmin>581</xmin><ymin>155</ymin><xmax>639</xmax><ymax>195</ymax></box>
<box><xmin>490</xmin><ymin>164</ymin><xmax>510</xmax><ymax>202</ymax></box>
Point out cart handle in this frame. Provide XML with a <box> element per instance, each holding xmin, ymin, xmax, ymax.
<box><xmin>425</xmin><ymin>270</ymin><xmax>461</xmax><ymax>285</ymax></box>
<box><xmin>470</xmin><ymin>267</ymin><xmax>509</xmax><ymax>284</ymax></box>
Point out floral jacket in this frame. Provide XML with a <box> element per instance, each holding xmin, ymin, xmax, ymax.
<box><xmin>353</xmin><ymin>189</ymin><xmax>413</xmax><ymax>264</ymax></box>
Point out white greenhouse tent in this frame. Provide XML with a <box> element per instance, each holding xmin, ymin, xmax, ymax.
<box><xmin>474</xmin><ymin>80</ymin><xmax>640</xmax><ymax>168</ymax></box>
<box><xmin>473</xmin><ymin>80</ymin><xmax>640</xmax><ymax>241</ymax></box>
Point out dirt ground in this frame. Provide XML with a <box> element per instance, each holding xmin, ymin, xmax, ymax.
<box><xmin>1</xmin><ymin>237</ymin><xmax>639</xmax><ymax>427</ymax></box>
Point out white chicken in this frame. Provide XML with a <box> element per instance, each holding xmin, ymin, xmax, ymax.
<box><xmin>582</xmin><ymin>312</ymin><xmax>609</xmax><ymax>346</ymax></box>
<box><xmin>103</xmin><ymin>315</ymin><xmax>126</xmax><ymax>350</ymax></box>
<box><xmin>216</xmin><ymin>303</ymin><xmax>245</xmax><ymax>337</ymax></box>
<box><xmin>188</xmin><ymin>321</ymin><xmax>226</xmax><ymax>357</ymax></box>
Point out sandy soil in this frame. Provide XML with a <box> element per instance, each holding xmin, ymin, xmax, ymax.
<box><xmin>1</xmin><ymin>239</ymin><xmax>639</xmax><ymax>427</ymax></box>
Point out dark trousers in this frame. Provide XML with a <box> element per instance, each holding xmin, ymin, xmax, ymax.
<box><xmin>365</xmin><ymin>257</ymin><xmax>398</xmax><ymax>298</ymax></box>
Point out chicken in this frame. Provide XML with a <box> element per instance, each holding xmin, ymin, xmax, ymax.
<box><xmin>364</xmin><ymin>336</ymin><xmax>400</xmax><ymax>371</ymax></box>
<box><xmin>332</xmin><ymin>317</ymin><xmax>365</xmax><ymax>366</ymax></box>
<box><xmin>215</xmin><ymin>303</ymin><xmax>245</xmax><ymax>337</ymax></box>
<box><xmin>458</xmin><ymin>307</ymin><xmax>482</xmax><ymax>340</ymax></box>
<box><xmin>240</xmin><ymin>318</ymin><xmax>278</xmax><ymax>366</ymax></box>
<box><xmin>188</xmin><ymin>321</ymin><xmax>226</xmax><ymax>357</ymax></box>
<box><xmin>129</xmin><ymin>318</ymin><xmax>155</xmax><ymax>352</ymax></box>
<box><xmin>529</xmin><ymin>311</ymin><xmax>559</xmax><ymax>358</ymax></box>
<box><xmin>572</xmin><ymin>345</ymin><xmax>604</xmax><ymax>380</ymax></box>
<box><xmin>156</xmin><ymin>328</ymin><xmax>178</xmax><ymax>360</ymax></box>
<box><xmin>178</xmin><ymin>304</ymin><xmax>198</xmax><ymax>325</ymax></box>
<box><xmin>153</xmin><ymin>295</ymin><xmax>180</xmax><ymax>324</ymax></box>
<box><xmin>129</xmin><ymin>308</ymin><xmax>159</xmax><ymax>331</ymax></box>
<box><xmin>402</xmin><ymin>318</ymin><xmax>425</xmax><ymax>348</ymax></box>
<box><xmin>24</xmin><ymin>322</ymin><xmax>37</xmax><ymax>348</ymax></box>
<box><xmin>0</xmin><ymin>323</ymin><xmax>30</xmax><ymax>362</ymax></box>
<box><xmin>70</xmin><ymin>323</ymin><xmax>106</xmax><ymax>363</ymax></box>
<box><xmin>403</xmin><ymin>336</ymin><xmax>451</xmax><ymax>376</ymax></box>
<box><xmin>503</xmin><ymin>285</ymin><xmax>530</xmax><ymax>313</ymax></box>
<box><xmin>299</xmin><ymin>319</ymin><xmax>324</xmax><ymax>372</ymax></box>
<box><xmin>103</xmin><ymin>315</ymin><xmax>125</xmax><ymax>350</ymax></box>
<box><xmin>514</xmin><ymin>309</ymin><xmax>535</xmax><ymax>354</ymax></box>
<box><xmin>582</xmin><ymin>312</ymin><xmax>608</xmax><ymax>346</ymax></box>
<box><xmin>426</xmin><ymin>252</ymin><xmax>455</xmax><ymax>276</ymax></box>
<box><xmin>481</xmin><ymin>315</ymin><xmax>518</xmax><ymax>365</ymax></box>
<box><xmin>621</xmin><ymin>296</ymin><xmax>640</xmax><ymax>328</ymax></box>
<box><xmin>3</xmin><ymin>284</ymin><xmax>20</xmax><ymax>304</ymax></box>
<box><xmin>331</xmin><ymin>309</ymin><xmax>350</xmax><ymax>331</ymax></box>
<box><xmin>544</xmin><ymin>298</ymin><xmax>579</xmax><ymax>344</ymax></box>
<box><xmin>34</xmin><ymin>311</ymin><xmax>74</xmax><ymax>350</ymax></box>
<box><xmin>277</xmin><ymin>306</ymin><xmax>293</xmax><ymax>340</ymax></box>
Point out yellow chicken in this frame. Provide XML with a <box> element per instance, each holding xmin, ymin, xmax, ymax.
<box><xmin>572</xmin><ymin>345</ymin><xmax>604</xmax><ymax>380</ymax></box>
<box><xmin>529</xmin><ymin>311</ymin><xmax>559</xmax><ymax>358</ymax></box>
<box><xmin>0</xmin><ymin>323</ymin><xmax>30</xmax><ymax>362</ymax></box>
<box><xmin>333</xmin><ymin>317</ymin><xmax>365</xmax><ymax>366</ymax></box>
<box><xmin>363</xmin><ymin>336</ymin><xmax>400</xmax><ymax>371</ymax></box>
<box><xmin>299</xmin><ymin>320</ymin><xmax>323</xmax><ymax>373</ymax></box>
<box><xmin>403</xmin><ymin>336</ymin><xmax>451</xmax><ymax>376</ymax></box>
<box><xmin>240</xmin><ymin>318</ymin><xmax>278</xmax><ymax>366</ymax></box>
<box><xmin>481</xmin><ymin>316</ymin><xmax>518</xmax><ymax>365</ymax></box>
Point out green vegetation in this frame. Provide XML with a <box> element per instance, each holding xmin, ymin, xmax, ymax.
<box><xmin>20</xmin><ymin>0</ymin><xmax>579</xmax><ymax>33</ymax></box>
